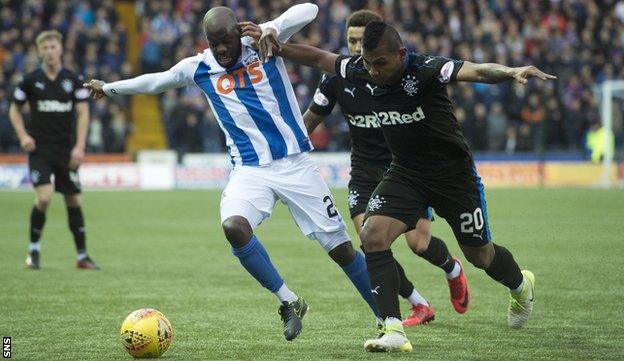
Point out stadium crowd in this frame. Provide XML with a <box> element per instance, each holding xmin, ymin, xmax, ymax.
<box><xmin>1</xmin><ymin>0</ymin><xmax>623</xmax><ymax>156</ymax></box>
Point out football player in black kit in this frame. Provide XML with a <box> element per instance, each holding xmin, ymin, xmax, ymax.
<box><xmin>9</xmin><ymin>30</ymin><xmax>99</xmax><ymax>270</ymax></box>
<box><xmin>265</xmin><ymin>21</ymin><xmax>555</xmax><ymax>351</ymax></box>
<box><xmin>303</xmin><ymin>10</ymin><xmax>470</xmax><ymax>328</ymax></box>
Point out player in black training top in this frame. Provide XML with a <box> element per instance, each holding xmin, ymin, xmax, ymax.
<box><xmin>269</xmin><ymin>21</ymin><xmax>556</xmax><ymax>352</ymax></box>
<box><xmin>9</xmin><ymin>30</ymin><xmax>99</xmax><ymax>270</ymax></box>
<box><xmin>303</xmin><ymin>10</ymin><xmax>470</xmax><ymax>328</ymax></box>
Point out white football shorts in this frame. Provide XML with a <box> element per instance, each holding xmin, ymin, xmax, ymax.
<box><xmin>220</xmin><ymin>152</ymin><xmax>349</xmax><ymax>252</ymax></box>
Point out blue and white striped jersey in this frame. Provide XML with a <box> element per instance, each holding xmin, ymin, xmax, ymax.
<box><xmin>103</xmin><ymin>3</ymin><xmax>317</xmax><ymax>166</ymax></box>
<box><xmin>175</xmin><ymin>42</ymin><xmax>312</xmax><ymax>166</ymax></box>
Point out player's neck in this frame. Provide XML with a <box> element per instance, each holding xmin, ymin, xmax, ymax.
<box><xmin>42</xmin><ymin>62</ymin><xmax>62</xmax><ymax>79</ymax></box>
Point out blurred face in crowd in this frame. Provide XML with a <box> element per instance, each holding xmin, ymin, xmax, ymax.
<box><xmin>346</xmin><ymin>26</ymin><xmax>365</xmax><ymax>56</ymax></box>
<box><xmin>38</xmin><ymin>38</ymin><xmax>63</xmax><ymax>70</ymax></box>
<box><xmin>362</xmin><ymin>43</ymin><xmax>407</xmax><ymax>86</ymax></box>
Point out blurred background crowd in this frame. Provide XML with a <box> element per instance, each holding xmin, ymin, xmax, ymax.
<box><xmin>1</xmin><ymin>0</ymin><xmax>623</xmax><ymax>157</ymax></box>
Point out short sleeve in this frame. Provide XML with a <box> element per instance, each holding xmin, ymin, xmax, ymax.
<box><xmin>74</xmin><ymin>74</ymin><xmax>90</xmax><ymax>102</ymax></box>
<box><xmin>308</xmin><ymin>74</ymin><xmax>338</xmax><ymax>116</ymax></box>
<box><xmin>12</xmin><ymin>81</ymin><xmax>28</xmax><ymax>105</ymax></box>
<box><xmin>423</xmin><ymin>56</ymin><xmax>464</xmax><ymax>84</ymax></box>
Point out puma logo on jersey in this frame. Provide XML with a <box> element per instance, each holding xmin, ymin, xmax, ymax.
<box><xmin>35</xmin><ymin>82</ymin><xmax>45</xmax><ymax>90</ymax></box>
<box><xmin>346</xmin><ymin>107</ymin><xmax>426</xmax><ymax>128</ymax></box>
<box><xmin>37</xmin><ymin>100</ymin><xmax>72</xmax><ymax>112</ymax></box>
<box><xmin>365</xmin><ymin>83</ymin><xmax>378</xmax><ymax>95</ymax></box>
<box><xmin>344</xmin><ymin>87</ymin><xmax>356</xmax><ymax>97</ymax></box>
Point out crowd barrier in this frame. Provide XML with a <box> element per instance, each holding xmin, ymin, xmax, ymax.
<box><xmin>0</xmin><ymin>152</ymin><xmax>621</xmax><ymax>190</ymax></box>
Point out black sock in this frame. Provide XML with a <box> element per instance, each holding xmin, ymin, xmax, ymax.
<box><xmin>365</xmin><ymin>250</ymin><xmax>401</xmax><ymax>319</ymax></box>
<box><xmin>418</xmin><ymin>236</ymin><xmax>455</xmax><ymax>273</ymax></box>
<box><xmin>67</xmin><ymin>206</ymin><xmax>86</xmax><ymax>254</ymax></box>
<box><xmin>30</xmin><ymin>206</ymin><xmax>46</xmax><ymax>244</ymax></box>
<box><xmin>484</xmin><ymin>244</ymin><xmax>523</xmax><ymax>289</ymax></box>
<box><xmin>395</xmin><ymin>260</ymin><xmax>414</xmax><ymax>299</ymax></box>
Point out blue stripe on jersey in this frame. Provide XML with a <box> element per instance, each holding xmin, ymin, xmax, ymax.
<box><xmin>235</xmin><ymin>70</ymin><xmax>287</xmax><ymax>160</ymax></box>
<box><xmin>470</xmin><ymin>164</ymin><xmax>492</xmax><ymax>241</ymax></box>
<box><xmin>263</xmin><ymin>59</ymin><xmax>311</xmax><ymax>152</ymax></box>
<box><xmin>193</xmin><ymin>62</ymin><xmax>259</xmax><ymax>166</ymax></box>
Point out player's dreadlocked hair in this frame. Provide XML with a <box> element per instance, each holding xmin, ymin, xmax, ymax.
<box><xmin>363</xmin><ymin>21</ymin><xmax>403</xmax><ymax>52</ymax></box>
<box><xmin>346</xmin><ymin>10</ymin><xmax>382</xmax><ymax>28</ymax></box>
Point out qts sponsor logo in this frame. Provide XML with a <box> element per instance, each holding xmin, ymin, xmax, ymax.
<box><xmin>216</xmin><ymin>62</ymin><xmax>263</xmax><ymax>94</ymax></box>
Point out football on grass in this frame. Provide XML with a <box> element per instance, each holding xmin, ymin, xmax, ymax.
<box><xmin>120</xmin><ymin>308</ymin><xmax>173</xmax><ymax>358</ymax></box>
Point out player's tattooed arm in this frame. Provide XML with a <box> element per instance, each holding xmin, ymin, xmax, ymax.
<box><xmin>303</xmin><ymin>109</ymin><xmax>326</xmax><ymax>134</ymax></box>
<box><xmin>457</xmin><ymin>61</ymin><xmax>556</xmax><ymax>84</ymax></box>
<box><xmin>277</xmin><ymin>43</ymin><xmax>339</xmax><ymax>74</ymax></box>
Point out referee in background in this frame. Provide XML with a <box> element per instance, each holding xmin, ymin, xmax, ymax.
<box><xmin>9</xmin><ymin>30</ymin><xmax>98</xmax><ymax>270</ymax></box>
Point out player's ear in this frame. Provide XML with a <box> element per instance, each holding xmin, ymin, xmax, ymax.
<box><xmin>398</xmin><ymin>47</ymin><xmax>407</xmax><ymax>62</ymax></box>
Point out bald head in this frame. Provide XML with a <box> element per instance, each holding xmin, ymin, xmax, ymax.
<box><xmin>202</xmin><ymin>6</ymin><xmax>242</xmax><ymax>68</ymax></box>
<box><xmin>203</xmin><ymin>6</ymin><xmax>237</xmax><ymax>36</ymax></box>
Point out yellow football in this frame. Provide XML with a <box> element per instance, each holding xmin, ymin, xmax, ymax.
<box><xmin>120</xmin><ymin>308</ymin><xmax>173</xmax><ymax>358</ymax></box>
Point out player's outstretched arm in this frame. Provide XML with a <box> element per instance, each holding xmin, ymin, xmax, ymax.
<box><xmin>456</xmin><ymin>61</ymin><xmax>556</xmax><ymax>84</ymax></box>
<box><xmin>277</xmin><ymin>43</ymin><xmax>339</xmax><ymax>74</ymax></box>
<box><xmin>84</xmin><ymin>61</ymin><xmax>192</xmax><ymax>99</ymax></box>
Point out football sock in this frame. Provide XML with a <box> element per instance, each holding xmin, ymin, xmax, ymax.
<box><xmin>67</xmin><ymin>206</ymin><xmax>86</xmax><ymax>254</ymax></box>
<box><xmin>77</xmin><ymin>253</ymin><xmax>89</xmax><ymax>261</ymax></box>
<box><xmin>395</xmin><ymin>260</ymin><xmax>415</xmax><ymax>299</ymax></box>
<box><xmin>231</xmin><ymin>235</ymin><xmax>285</xmax><ymax>294</ymax></box>
<box><xmin>30</xmin><ymin>206</ymin><xmax>45</xmax><ymax>244</ymax></box>
<box><xmin>275</xmin><ymin>284</ymin><xmax>297</xmax><ymax>303</ymax></box>
<box><xmin>407</xmin><ymin>289</ymin><xmax>428</xmax><ymax>306</ymax></box>
<box><xmin>418</xmin><ymin>236</ymin><xmax>455</xmax><ymax>274</ymax></box>
<box><xmin>342</xmin><ymin>251</ymin><xmax>381</xmax><ymax>318</ymax></box>
<box><xmin>484</xmin><ymin>243</ymin><xmax>524</xmax><ymax>290</ymax></box>
<box><xmin>365</xmin><ymin>249</ymin><xmax>402</xmax><ymax>319</ymax></box>
<box><xmin>445</xmin><ymin>261</ymin><xmax>461</xmax><ymax>280</ymax></box>
<box><xmin>28</xmin><ymin>242</ymin><xmax>41</xmax><ymax>252</ymax></box>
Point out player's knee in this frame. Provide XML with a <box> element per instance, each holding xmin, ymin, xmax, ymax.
<box><xmin>405</xmin><ymin>228</ymin><xmax>430</xmax><ymax>254</ymax></box>
<box><xmin>328</xmin><ymin>241</ymin><xmax>356</xmax><ymax>267</ymax></box>
<box><xmin>463</xmin><ymin>247</ymin><xmax>493</xmax><ymax>269</ymax></box>
<box><xmin>359</xmin><ymin>224</ymin><xmax>387</xmax><ymax>252</ymax></box>
<box><xmin>36</xmin><ymin>195</ymin><xmax>52</xmax><ymax>211</ymax></box>
<box><xmin>64</xmin><ymin>194</ymin><xmax>80</xmax><ymax>207</ymax></box>
<box><xmin>221</xmin><ymin>216</ymin><xmax>253</xmax><ymax>248</ymax></box>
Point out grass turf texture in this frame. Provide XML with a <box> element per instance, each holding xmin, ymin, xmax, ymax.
<box><xmin>0</xmin><ymin>188</ymin><xmax>622</xmax><ymax>360</ymax></box>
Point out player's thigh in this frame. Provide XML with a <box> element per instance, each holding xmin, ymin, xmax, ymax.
<box><xmin>274</xmin><ymin>155</ymin><xmax>347</xmax><ymax>238</ymax></box>
<box><xmin>352</xmin><ymin>213</ymin><xmax>365</xmax><ymax>235</ymax></box>
<box><xmin>220</xmin><ymin>166</ymin><xmax>277</xmax><ymax>229</ymax></box>
<box><xmin>432</xmin><ymin>173</ymin><xmax>491</xmax><ymax>247</ymax></box>
<box><xmin>363</xmin><ymin>169</ymin><xmax>429</xmax><ymax>234</ymax></box>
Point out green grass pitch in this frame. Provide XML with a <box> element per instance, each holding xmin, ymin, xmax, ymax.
<box><xmin>1</xmin><ymin>188</ymin><xmax>623</xmax><ymax>360</ymax></box>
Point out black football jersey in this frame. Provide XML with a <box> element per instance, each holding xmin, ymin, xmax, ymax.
<box><xmin>12</xmin><ymin>68</ymin><xmax>89</xmax><ymax>145</ymax></box>
<box><xmin>334</xmin><ymin>53</ymin><xmax>472</xmax><ymax>176</ymax></box>
<box><xmin>308</xmin><ymin>74</ymin><xmax>392</xmax><ymax>164</ymax></box>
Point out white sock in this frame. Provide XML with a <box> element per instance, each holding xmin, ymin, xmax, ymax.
<box><xmin>445</xmin><ymin>261</ymin><xmax>461</xmax><ymax>280</ymax></box>
<box><xmin>28</xmin><ymin>242</ymin><xmax>41</xmax><ymax>252</ymax></box>
<box><xmin>385</xmin><ymin>317</ymin><xmax>403</xmax><ymax>329</ymax></box>
<box><xmin>406</xmin><ymin>289</ymin><xmax>428</xmax><ymax>306</ymax></box>
<box><xmin>274</xmin><ymin>284</ymin><xmax>297</xmax><ymax>303</ymax></box>
<box><xmin>77</xmin><ymin>252</ymin><xmax>88</xmax><ymax>261</ymax></box>
<box><xmin>510</xmin><ymin>279</ymin><xmax>525</xmax><ymax>295</ymax></box>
